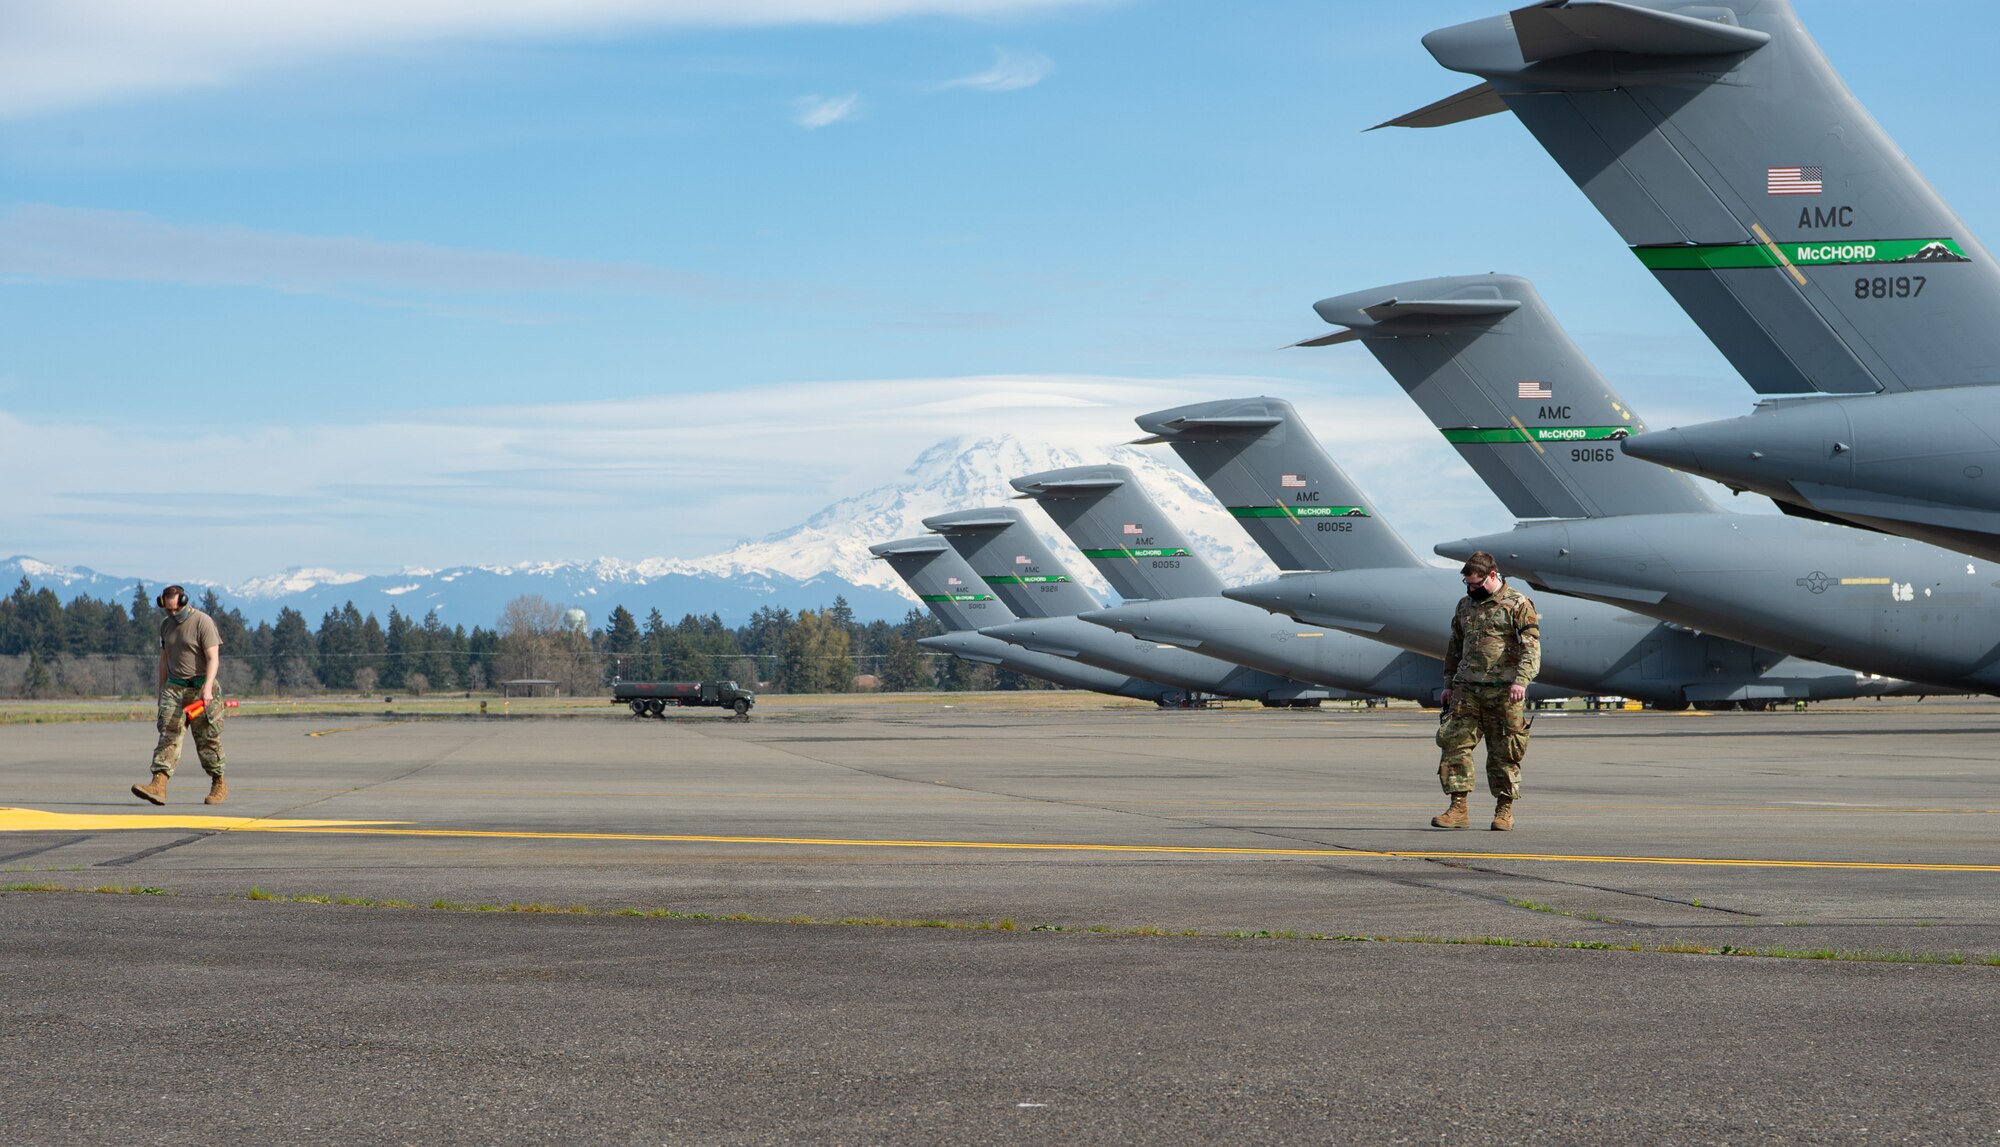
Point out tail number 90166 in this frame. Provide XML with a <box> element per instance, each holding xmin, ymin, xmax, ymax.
<box><xmin>1571</xmin><ymin>447</ymin><xmax>1617</xmax><ymax>463</ymax></box>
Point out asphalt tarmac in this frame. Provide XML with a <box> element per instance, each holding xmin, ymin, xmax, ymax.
<box><xmin>3</xmin><ymin>695</ymin><xmax>1998</xmax><ymax>1142</ymax></box>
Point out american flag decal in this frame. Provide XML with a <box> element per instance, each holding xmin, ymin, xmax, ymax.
<box><xmin>1014</xmin><ymin>554</ymin><xmax>1031</xmax><ymax>565</ymax></box>
<box><xmin>1122</xmin><ymin>523</ymin><xmax>1143</xmax><ymax>535</ymax></box>
<box><xmin>947</xmin><ymin>576</ymin><xmax>962</xmax><ymax>586</ymax></box>
<box><xmin>1767</xmin><ymin>166</ymin><xmax>1823</xmax><ymax>195</ymax></box>
<box><xmin>1518</xmin><ymin>381</ymin><xmax>1553</xmax><ymax>400</ymax></box>
<box><xmin>1280</xmin><ymin>474</ymin><xmax>1307</xmax><ymax>488</ymax></box>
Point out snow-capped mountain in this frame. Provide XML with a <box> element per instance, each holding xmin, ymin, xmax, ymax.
<box><xmin>4</xmin><ymin>433</ymin><xmax>1276</xmax><ymax>626</ymax></box>
<box><xmin>636</xmin><ymin>434</ymin><xmax>1275</xmax><ymax>596</ymax></box>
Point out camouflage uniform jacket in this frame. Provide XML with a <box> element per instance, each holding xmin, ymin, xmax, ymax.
<box><xmin>1444</xmin><ymin>585</ymin><xmax>1541</xmax><ymax>687</ymax></box>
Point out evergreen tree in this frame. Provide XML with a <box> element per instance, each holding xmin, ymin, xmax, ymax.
<box><xmin>129</xmin><ymin>584</ymin><xmax>160</xmax><ymax>656</ymax></box>
<box><xmin>270</xmin><ymin>608</ymin><xmax>317</xmax><ymax>692</ymax></box>
<box><xmin>383</xmin><ymin>608</ymin><xmax>413</xmax><ymax>689</ymax></box>
<box><xmin>420</xmin><ymin>611</ymin><xmax>455</xmax><ymax>689</ymax></box>
<box><xmin>640</xmin><ymin>609</ymin><xmax>669</xmax><ymax>680</ymax></box>
<box><xmin>317</xmin><ymin>603</ymin><xmax>361</xmax><ymax>689</ymax></box>
<box><xmin>243</xmin><ymin>621</ymin><xmax>276</xmax><ymax>690</ymax></box>
<box><xmin>359</xmin><ymin>613</ymin><xmax>388</xmax><ymax>686</ymax></box>
<box><xmin>467</xmin><ymin>625</ymin><xmax>500</xmax><ymax>691</ymax></box>
<box><xmin>603</xmin><ymin>605</ymin><xmax>641</xmax><ymax>680</ymax></box>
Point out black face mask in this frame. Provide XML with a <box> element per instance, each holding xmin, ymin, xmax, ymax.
<box><xmin>1465</xmin><ymin>583</ymin><xmax>1493</xmax><ymax>601</ymax></box>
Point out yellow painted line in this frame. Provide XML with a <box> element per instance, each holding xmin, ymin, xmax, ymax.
<box><xmin>306</xmin><ymin>722</ymin><xmax>404</xmax><ymax>738</ymax></box>
<box><xmin>1751</xmin><ymin>221</ymin><xmax>1809</xmax><ymax>286</ymax></box>
<box><xmin>0</xmin><ymin>808</ymin><xmax>403</xmax><ymax>832</ymax></box>
<box><xmin>3</xmin><ymin>807</ymin><xmax>1992</xmax><ymax>873</ymax></box>
<box><xmin>1839</xmin><ymin>577</ymin><xmax>1891</xmax><ymax>586</ymax></box>
<box><xmin>259</xmin><ymin>827</ymin><xmax>2000</xmax><ymax>872</ymax></box>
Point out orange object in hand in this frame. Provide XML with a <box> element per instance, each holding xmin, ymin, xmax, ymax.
<box><xmin>182</xmin><ymin>699</ymin><xmax>206</xmax><ymax>721</ymax></box>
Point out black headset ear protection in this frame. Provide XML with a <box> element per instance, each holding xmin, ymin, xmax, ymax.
<box><xmin>157</xmin><ymin>585</ymin><xmax>188</xmax><ymax>610</ymax></box>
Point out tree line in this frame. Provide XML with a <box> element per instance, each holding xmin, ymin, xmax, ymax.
<box><xmin>0</xmin><ymin>578</ymin><xmax>1054</xmax><ymax>699</ymax></box>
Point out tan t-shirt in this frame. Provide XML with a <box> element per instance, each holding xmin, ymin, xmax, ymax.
<box><xmin>159</xmin><ymin>608</ymin><xmax>222</xmax><ymax>682</ymax></box>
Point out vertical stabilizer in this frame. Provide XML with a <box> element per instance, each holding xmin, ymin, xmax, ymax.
<box><xmin>1306</xmin><ymin>273</ymin><xmax>1718</xmax><ymax>519</ymax></box>
<box><xmin>1134</xmin><ymin>396</ymin><xmax>1426</xmax><ymax>571</ymax></box>
<box><xmin>869</xmin><ymin>537</ymin><xmax>1016</xmax><ymax>632</ymax></box>
<box><xmin>1406</xmin><ymin>0</ymin><xmax>2000</xmax><ymax>395</ymax></box>
<box><xmin>920</xmin><ymin>506</ymin><xmax>1100</xmax><ymax>618</ymax></box>
<box><xmin>1010</xmin><ymin>466</ymin><xmax>1225</xmax><ymax>601</ymax></box>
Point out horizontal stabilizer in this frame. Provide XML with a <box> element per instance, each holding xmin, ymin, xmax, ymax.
<box><xmin>1015</xmin><ymin>477</ymin><xmax>1125</xmax><ymax>494</ymax></box>
<box><xmin>1511</xmin><ymin>1</ymin><xmax>1769</xmax><ymax>62</ymax></box>
<box><xmin>924</xmin><ymin>513</ymin><xmax>1020</xmax><ymax>532</ymax></box>
<box><xmin>1369</xmin><ymin>80</ymin><xmax>1506</xmax><ymax>131</ymax></box>
<box><xmin>867</xmin><ymin>537</ymin><xmax>950</xmax><ymax>557</ymax></box>
<box><xmin>1146</xmin><ymin>414</ymin><xmax>1286</xmax><ymax>436</ymax></box>
<box><xmin>1360</xmin><ymin>297</ymin><xmax>1523</xmax><ymax>323</ymax></box>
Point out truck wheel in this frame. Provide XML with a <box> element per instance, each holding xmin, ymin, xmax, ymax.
<box><xmin>647</xmin><ymin>700</ymin><xmax>667</xmax><ymax>719</ymax></box>
<box><xmin>629</xmin><ymin>700</ymin><xmax>646</xmax><ymax>717</ymax></box>
<box><xmin>733</xmin><ymin>698</ymin><xmax>750</xmax><ymax>717</ymax></box>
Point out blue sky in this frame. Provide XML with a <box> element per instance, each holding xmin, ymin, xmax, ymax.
<box><xmin>4</xmin><ymin>0</ymin><xmax>1993</xmax><ymax>583</ymax></box>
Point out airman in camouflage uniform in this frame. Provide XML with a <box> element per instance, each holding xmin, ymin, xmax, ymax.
<box><xmin>1434</xmin><ymin>551</ymin><xmax>1540</xmax><ymax>831</ymax></box>
<box><xmin>132</xmin><ymin>585</ymin><xmax>228</xmax><ymax>806</ymax></box>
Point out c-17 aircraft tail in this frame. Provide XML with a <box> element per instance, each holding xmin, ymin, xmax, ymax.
<box><xmin>920</xmin><ymin>506</ymin><xmax>1101</xmax><ymax>619</ymax></box>
<box><xmin>1304</xmin><ymin>273</ymin><xmax>1716</xmax><ymax>519</ymax></box>
<box><xmin>1391</xmin><ymin>0</ymin><xmax>2000</xmax><ymax>397</ymax></box>
<box><xmin>1132</xmin><ymin>397</ymin><xmax>1426</xmax><ymax>572</ymax></box>
<box><xmin>1009</xmin><ymin>466</ymin><xmax>1226</xmax><ymax>602</ymax></box>
<box><xmin>867</xmin><ymin>536</ymin><xmax>1013</xmax><ymax>632</ymax></box>
<box><xmin>873</xmin><ymin>535</ymin><xmax>1187</xmax><ymax>704</ymax></box>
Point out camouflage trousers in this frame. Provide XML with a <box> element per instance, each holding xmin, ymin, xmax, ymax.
<box><xmin>1436</xmin><ymin>682</ymin><xmax>1528</xmax><ymax>799</ymax></box>
<box><xmin>153</xmin><ymin>683</ymin><xmax>225</xmax><ymax>778</ymax></box>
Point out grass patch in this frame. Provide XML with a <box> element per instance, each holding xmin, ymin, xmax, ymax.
<box><xmin>0</xmin><ymin>709</ymin><xmax>154</xmax><ymax>726</ymax></box>
<box><xmin>1506</xmin><ymin>897</ymin><xmax>1612</xmax><ymax>923</ymax></box>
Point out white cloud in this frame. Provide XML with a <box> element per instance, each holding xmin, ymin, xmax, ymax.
<box><xmin>5</xmin><ymin>373</ymin><xmax>1500</xmax><ymax>582</ymax></box>
<box><xmin>940</xmin><ymin>48</ymin><xmax>1052</xmax><ymax>92</ymax></box>
<box><xmin>0</xmin><ymin>1</ymin><xmax>1103</xmax><ymax>118</ymax></box>
<box><xmin>0</xmin><ymin>204</ymin><xmax>739</xmax><ymax>301</ymax></box>
<box><xmin>792</xmin><ymin>92</ymin><xmax>861</xmax><ymax>130</ymax></box>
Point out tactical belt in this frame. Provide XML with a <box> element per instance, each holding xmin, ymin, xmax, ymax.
<box><xmin>166</xmin><ymin>675</ymin><xmax>207</xmax><ymax>688</ymax></box>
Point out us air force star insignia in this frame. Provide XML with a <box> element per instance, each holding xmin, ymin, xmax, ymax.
<box><xmin>1796</xmin><ymin>571</ymin><xmax>1833</xmax><ymax>594</ymax></box>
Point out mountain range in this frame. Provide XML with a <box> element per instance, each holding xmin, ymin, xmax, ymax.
<box><xmin>6</xmin><ymin>434</ymin><xmax>1277</xmax><ymax>628</ymax></box>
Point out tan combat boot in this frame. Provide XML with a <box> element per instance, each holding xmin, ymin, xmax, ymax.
<box><xmin>1430</xmin><ymin>792</ymin><xmax>1470</xmax><ymax>829</ymax></box>
<box><xmin>1491</xmin><ymin>798</ymin><xmax>1515</xmax><ymax>832</ymax></box>
<box><xmin>204</xmin><ymin>775</ymin><xmax>228</xmax><ymax>805</ymax></box>
<box><xmin>131</xmin><ymin>773</ymin><xmax>168</xmax><ymax>805</ymax></box>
